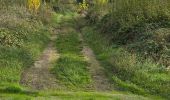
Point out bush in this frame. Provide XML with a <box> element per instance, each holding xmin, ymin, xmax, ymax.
<box><xmin>93</xmin><ymin>0</ymin><xmax>170</xmax><ymax>68</ymax></box>
<box><xmin>97</xmin><ymin>0</ymin><xmax>170</xmax><ymax>40</ymax></box>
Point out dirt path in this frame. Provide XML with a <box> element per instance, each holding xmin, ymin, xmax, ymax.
<box><xmin>75</xmin><ymin>15</ymin><xmax>112</xmax><ymax>91</ymax></box>
<box><xmin>79</xmin><ymin>32</ymin><xmax>112</xmax><ymax>91</ymax></box>
<box><xmin>20</xmin><ymin>13</ymin><xmax>112</xmax><ymax>91</ymax></box>
<box><xmin>20</xmin><ymin>31</ymin><xmax>62</xmax><ymax>90</ymax></box>
<box><xmin>82</xmin><ymin>46</ymin><xmax>112</xmax><ymax>91</ymax></box>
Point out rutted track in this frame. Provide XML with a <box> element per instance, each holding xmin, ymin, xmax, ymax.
<box><xmin>20</xmin><ymin>32</ymin><xmax>63</xmax><ymax>90</ymax></box>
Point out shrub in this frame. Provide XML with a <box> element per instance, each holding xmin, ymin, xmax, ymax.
<box><xmin>97</xmin><ymin>0</ymin><xmax>170</xmax><ymax>38</ymax></box>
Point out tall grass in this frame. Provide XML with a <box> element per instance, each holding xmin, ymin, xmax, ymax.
<box><xmin>109</xmin><ymin>0</ymin><xmax>170</xmax><ymax>28</ymax></box>
<box><xmin>98</xmin><ymin>0</ymin><xmax>170</xmax><ymax>37</ymax></box>
<box><xmin>0</xmin><ymin>0</ymin><xmax>27</xmax><ymax>8</ymax></box>
<box><xmin>97</xmin><ymin>0</ymin><xmax>170</xmax><ymax>65</ymax></box>
<box><xmin>0</xmin><ymin>0</ymin><xmax>50</xmax><ymax>92</ymax></box>
<box><xmin>83</xmin><ymin>0</ymin><xmax>170</xmax><ymax>99</ymax></box>
<box><xmin>81</xmin><ymin>26</ymin><xmax>170</xmax><ymax>99</ymax></box>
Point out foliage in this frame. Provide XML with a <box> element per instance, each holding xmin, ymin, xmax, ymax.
<box><xmin>0</xmin><ymin>91</ymin><xmax>152</xmax><ymax>100</ymax></box>
<box><xmin>0</xmin><ymin>0</ymin><xmax>169</xmax><ymax>99</ymax></box>
<box><xmin>0</xmin><ymin>0</ymin><xmax>50</xmax><ymax>92</ymax></box>
<box><xmin>87</xmin><ymin>0</ymin><xmax>170</xmax><ymax>68</ymax></box>
<box><xmin>28</xmin><ymin>0</ymin><xmax>41</xmax><ymax>12</ymax></box>
<box><xmin>77</xmin><ymin>0</ymin><xmax>89</xmax><ymax>13</ymax></box>
<box><xmin>0</xmin><ymin>28</ymin><xmax>24</xmax><ymax>47</ymax></box>
<box><xmin>81</xmin><ymin>26</ymin><xmax>170</xmax><ymax>99</ymax></box>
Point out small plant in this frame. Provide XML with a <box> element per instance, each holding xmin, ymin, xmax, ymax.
<box><xmin>77</xmin><ymin>0</ymin><xmax>89</xmax><ymax>13</ymax></box>
<box><xmin>28</xmin><ymin>0</ymin><xmax>40</xmax><ymax>13</ymax></box>
<box><xmin>0</xmin><ymin>28</ymin><xmax>24</xmax><ymax>47</ymax></box>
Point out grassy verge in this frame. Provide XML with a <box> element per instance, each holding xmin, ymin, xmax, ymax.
<box><xmin>0</xmin><ymin>5</ymin><xmax>50</xmax><ymax>93</ymax></box>
<box><xmin>37</xmin><ymin>91</ymin><xmax>152</xmax><ymax>100</ymax></box>
<box><xmin>81</xmin><ymin>26</ymin><xmax>167</xmax><ymax>99</ymax></box>
<box><xmin>89</xmin><ymin>2</ymin><xmax>170</xmax><ymax>99</ymax></box>
<box><xmin>0</xmin><ymin>28</ymin><xmax>50</xmax><ymax>91</ymax></box>
<box><xmin>0</xmin><ymin>91</ymin><xmax>153</xmax><ymax>100</ymax></box>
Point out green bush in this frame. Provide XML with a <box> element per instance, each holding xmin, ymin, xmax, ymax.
<box><xmin>96</xmin><ymin>0</ymin><xmax>170</xmax><ymax>42</ymax></box>
<box><xmin>92</xmin><ymin>0</ymin><xmax>170</xmax><ymax>68</ymax></box>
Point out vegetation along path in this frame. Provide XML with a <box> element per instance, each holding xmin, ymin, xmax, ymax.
<box><xmin>1</xmin><ymin>0</ymin><xmax>170</xmax><ymax>99</ymax></box>
<box><xmin>51</xmin><ymin>11</ymin><xmax>113</xmax><ymax>91</ymax></box>
<box><xmin>79</xmin><ymin>30</ymin><xmax>113</xmax><ymax>91</ymax></box>
<box><xmin>20</xmin><ymin>31</ymin><xmax>61</xmax><ymax>90</ymax></box>
<box><xmin>82</xmin><ymin>44</ymin><xmax>113</xmax><ymax>91</ymax></box>
<box><xmin>17</xmin><ymin>11</ymin><xmax>160</xmax><ymax>100</ymax></box>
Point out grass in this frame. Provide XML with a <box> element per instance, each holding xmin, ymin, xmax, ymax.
<box><xmin>0</xmin><ymin>1</ymin><xmax>168</xmax><ymax>99</ymax></box>
<box><xmin>87</xmin><ymin>1</ymin><xmax>170</xmax><ymax>98</ymax></box>
<box><xmin>51</xmin><ymin>10</ymin><xmax>164</xmax><ymax>99</ymax></box>
<box><xmin>52</xmin><ymin>54</ymin><xmax>91</xmax><ymax>89</ymax></box>
<box><xmin>52</xmin><ymin>26</ymin><xmax>91</xmax><ymax>89</ymax></box>
<box><xmin>0</xmin><ymin>90</ymin><xmax>154</xmax><ymax>100</ymax></box>
<box><xmin>0</xmin><ymin>3</ymin><xmax>50</xmax><ymax>94</ymax></box>
<box><xmin>81</xmin><ymin>26</ymin><xmax>168</xmax><ymax>99</ymax></box>
<box><xmin>0</xmin><ymin>27</ymin><xmax>50</xmax><ymax>89</ymax></box>
<box><xmin>50</xmin><ymin>3</ymin><xmax>91</xmax><ymax>91</ymax></box>
<box><xmin>38</xmin><ymin>91</ymin><xmax>152</xmax><ymax>100</ymax></box>
<box><xmin>55</xmin><ymin>32</ymin><xmax>82</xmax><ymax>54</ymax></box>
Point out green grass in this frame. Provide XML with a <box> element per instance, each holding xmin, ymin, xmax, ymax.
<box><xmin>112</xmin><ymin>76</ymin><xmax>146</xmax><ymax>95</ymax></box>
<box><xmin>56</xmin><ymin>32</ymin><xmax>82</xmax><ymax>54</ymax></box>
<box><xmin>0</xmin><ymin>34</ymin><xmax>50</xmax><ymax>91</ymax></box>
<box><xmin>0</xmin><ymin>91</ymin><xmax>154</xmax><ymax>100</ymax></box>
<box><xmin>0</xmin><ymin>94</ymin><xmax>32</xmax><ymax>100</ymax></box>
<box><xmin>89</xmin><ymin>2</ymin><xmax>170</xmax><ymax>98</ymax></box>
<box><xmin>52</xmin><ymin>20</ymin><xmax>91</xmax><ymax>89</ymax></box>
<box><xmin>0</xmin><ymin>4</ymin><xmax>50</xmax><ymax>93</ymax></box>
<box><xmin>52</xmin><ymin>54</ymin><xmax>91</xmax><ymax>89</ymax></box>
<box><xmin>81</xmin><ymin>26</ymin><xmax>168</xmax><ymax>99</ymax></box>
<box><xmin>0</xmin><ymin>28</ymin><xmax>50</xmax><ymax>87</ymax></box>
<box><xmin>37</xmin><ymin>91</ymin><xmax>152</xmax><ymax>100</ymax></box>
<box><xmin>0</xmin><ymin>2</ymin><xmax>168</xmax><ymax>99</ymax></box>
<box><xmin>51</xmin><ymin>10</ymin><xmax>92</xmax><ymax>90</ymax></box>
<box><xmin>51</xmin><ymin>12</ymin><xmax>78</xmax><ymax>28</ymax></box>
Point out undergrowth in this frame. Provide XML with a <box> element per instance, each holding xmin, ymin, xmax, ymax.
<box><xmin>81</xmin><ymin>26</ymin><xmax>169</xmax><ymax>99</ymax></box>
<box><xmin>0</xmin><ymin>1</ymin><xmax>51</xmax><ymax>93</ymax></box>
<box><xmin>82</xmin><ymin>0</ymin><xmax>170</xmax><ymax>99</ymax></box>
